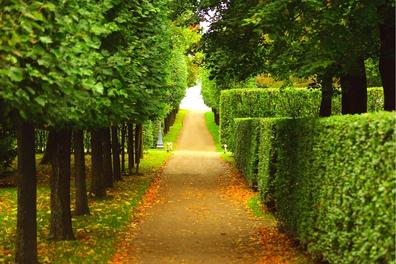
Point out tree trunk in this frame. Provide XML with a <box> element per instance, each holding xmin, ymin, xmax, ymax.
<box><xmin>73</xmin><ymin>129</ymin><xmax>90</xmax><ymax>216</ymax></box>
<box><xmin>111</xmin><ymin>126</ymin><xmax>121</xmax><ymax>181</ymax></box>
<box><xmin>15</xmin><ymin>122</ymin><xmax>38</xmax><ymax>264</ymax></box>
<box><xmin>164</xmin><ymin>115</ymin><xmax>170</xmax><ymax>134</ymax></box>
<box><xmin>40</xmin><ymin>130</ymin><xmax>56</xmax><ymax>164</ymax></box>
<box><xmin>49</xmin><ymin>128</ymin><xmax>75</xmax><ymax>241</ymax></box>
<box><xmin>121</xmin><ymin>124</ymin><xmax>126</xmax><ymax>175</ymax></box>
<box><xmin>135</xmin><ymin>124</ymin><xmax>143</xmax><ymax>175</ymax></box>
<box><xmin>340</xmin><ymin>57</ymin><xmax>367</xmax><ymax>114</ymax></box>
<box><xmin>127</xmin><ymin>124</ymin><xmax>135</xmax><ymax>175</ymax></box>
<box><xmin>102</xmin><ymin>127</ymin><xmax>113</xmax><ymax>188</ymax></box>
<box><xmin>319</xmin><ymin>73</ymin><xmax>333</xmax><ymax>117</ymax></box>
<box><xmin>378</xmin><ymin>5</ymin><xmax>395</xmax><ymax>111</ymax></box>
<box><xmin>140</xmin><ymin>124</ymin><xmax>144</xmax><ymax>159</ymax></box>
<box><xmin>91</xmin><ymin>129</ymin><xmax>106</xmax><ymax>197</ymax></box>
<box><xmin>213</xmin><ymin>109</ymin><xmax>220</xmax><ymax>125</ymax></box>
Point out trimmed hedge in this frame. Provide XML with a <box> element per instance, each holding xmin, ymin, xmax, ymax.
<box><xmin>233</xmin><ymin>118</ymin><xmax>262</xmax><ymax>188</ymax></box>
<box><xmin>235</xmin><ymin>112</ymin><xmax>395</xmax><ymax>263</ymax></box>
<box><xmin>220</xmin><ymin>88</ymin><xmax>385</xmax><ymax>150</ymax></box>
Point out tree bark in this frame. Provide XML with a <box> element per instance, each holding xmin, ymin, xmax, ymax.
<box><xmin>111</xmin><ymin>126</ymin><xmax>121</xmax><ymax>181</ymax></box>
<box><xmin>378</xmin><ymin>5</ymin><xmax>395</xmax><ymax>111</ymax></box>
<box><xmin>121</xmin><ymin>124</ymin><xmax>126</xmax><ymax>175</ymax></box>
<box><xmin>164</xmin><ymin>115</ymin><xmax>170</xmax><ymax>134</ymax></box>
<box><xmin>135</xmin><ymin>124</ymin><xmax>143</xmax><ymax>175</ymax></box>
<box><xmin>102</xmin><ymin>127</ymin><xmax>113</xmax><ymax>188</ymax></box>
<box><xmin>319</xmin><ymin>73</ymin><xmax>333</xmax><ymax>117</ymax></box>
<box><xmin>49</xmin><ymin>128</ymin><xmax>75</xmax><ymax>241</ymax></box>
<box><xmin>73</xmin><ymin>129</ymin><xmax>90</xmax><ymax>216</ymax></box>
<box><xmin>15</xmin><ymin>122</ymin><xmax>38</xmax><ymax>264</ymax></box>
<box><xmin>91</xmin><ymin>129</ymin><xmax>106</xmax><ymax>197</ymax></box>
<box><xmin>213</xmin><ymin>108</ymin><xmax>220</xmax><ymax>125</ymax></box>
<box><xmin>340</xmin><ymin>57</ymin><xmax>367</xmax><ymax>114</ymax></box>
<box><xmin>40</xmin><ymin>130</ymin><xmax>56</xmax><ymax>164</ymax></box>
<box><xmin>127</xmin><ymin>124</ymin><xmax>135</xmax><ymax>175</ymax></box>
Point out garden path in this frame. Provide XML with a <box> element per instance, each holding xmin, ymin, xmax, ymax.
<box><xmin>125</xmin><ymin>110</ymin><xmax>273</xmax><ymax>263</ymax></box>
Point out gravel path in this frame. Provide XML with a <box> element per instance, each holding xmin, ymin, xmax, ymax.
<box><xmin>127</xmin><ymin>111</ymin><xmax>273</xmax><ymax>263</ymax></box>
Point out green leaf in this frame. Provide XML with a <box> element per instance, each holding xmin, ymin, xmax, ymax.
<box><xmin>93</xmin><ymin>83</ymin><xmax>104</xmax><ymax>95</ymax></box>
<box><xmin>39</xmin><ymin>36</ymin><xmax>53</xmax><ymax>44</ymax></box>
<box><xmin>7</xmin><ymin>67</ymin><xmax>24</xmax><ymax>82</ymax></box>
<box><xmin>34</xmin><ymin>97</ymin><xmax>46</xmax><ymax>107</ymax></box>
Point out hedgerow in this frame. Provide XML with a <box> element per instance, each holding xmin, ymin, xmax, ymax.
<box><xmin>220</xmin><ymin>88</ymin><xmax>385</xmax><ymax>150</ymax></box>
<box><xmin>234</xmin><ymin>112</ymin><xmax>396</xmax><ymax>263</ymax></box>
<box><xmin>233</xmin><ymin>118</ymin><xmax>262</xmax><ymax>188</ymax></box>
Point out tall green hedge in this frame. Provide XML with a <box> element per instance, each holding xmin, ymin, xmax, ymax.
<box><xmin>233</xmin><ymin>118</ymin><xmax>262</xmax><ymax>188</ymax></box>
<box><xmin>234</xmin><ymin>112</ymin><xmax>395</xmax><ymax>263</ymax></box>
<box><xmin>220</xmin><ymin>88</ymin><xmax>385</xmax><ymax>150</ymax></box>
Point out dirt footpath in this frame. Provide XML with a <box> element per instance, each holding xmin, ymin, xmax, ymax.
<box><xmin>126</xmin><ymin>111</ymin><xmax>273</xmax><ymax>263</ymax></box>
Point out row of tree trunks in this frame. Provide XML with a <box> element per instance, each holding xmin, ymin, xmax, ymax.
<box><xmin>102</xmin><ymin>128</ymin><xmax>113</xmax><ymax>188</ymax></box>
<box><xmin>111</xmin><ymin>126</ymin><xmax>121</xmax><ymax>181</ymax></box>
<box><xmin>49</xmin><ymin>129</ymin><xmax>74</xmax><ymax>241</ymax></box>
<box><xmin>127</xmin><ymin>124</ymin><xmax>135</xmax><ymax>175</ymax></box>
<box><xmin>73</xmin><ymin>130</ymin><xmax>90</xmax><ymax>216</ymax></box>
<box><xmin>91</xmin><ymin>129</ymin><xmax>106</xmax><ymax>197</ymax></box>
<box><xmin>121</xmin><ymin>124</ymin><xmax>126</xmax><ymax>175</ymax></box>
<box><xmin>134</xmin><ymin>124</ymin><xmax>143</xmax><ymax>175</ymax></box>
<box><xmin>16</xmin><ymin>122</ymin><xmax>146</xmax><ymax>261</ymax></box>
<box><xmin>40</xmin><ymin>131</ymin><xmax>56</xmax><ymax>165</ymax></box>
<box><xmin>164</xmin><ymin>109</ymin><xmax>178</xmax><ymax>134</ymax></box>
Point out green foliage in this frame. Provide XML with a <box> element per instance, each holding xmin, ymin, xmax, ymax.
<box><xmin>143</xmin><ymin>121</ymin><xmax>154</xmax><ymax>150</ymax></box>
<box><xmin>200</xmin><ymin>0</ymin><xmax>390</xmax><ymax>88</ymax></box>
<box><xmin>365</xmin><ymin>58</ymin><xmax>383</xmax><ymax>87</ymax></box>
<box><xmin>186</xmin><ymin>55</ymin><xmax>200</xmax><ymax>87</ymax></box>
<box><xmin>201</xmin><ymin>67</ymin><xmax>220</xmax><ymax>110</ymax></box>
<box><xmin>0</xmin><ymin>0</ymin><xmax>114</xmax><ymax>126</ymax></box>
<box><xmin>220</xmin><ymin>88</ymin><xmax>385</xmax><ymax>150</ymax></box>
<box><xmin>0</xmin><ymin>0</ymin><xmax>191</xmax><ymax>128</ymax></box>
<box><xmin>233</xmin><ymin>118</ymin><xmax>262</xmax><ymax>188</ymax></box>
<box><xmin>220</xmin><ymin>88</ymin><xmax>322</xmax><ymax>150</ymax></box>
<box><xmin>204</xmin><ymin>111</ymin><xmax>222</xmax><ymax>152</ymax></box>
<box><xmin>162</xmin><ymin>110</ymin><xmax>187</xmax><ymax>149</ymax></box>
<box><xmin>235</xmin><ymin>112</ymin><xmax>396</xmax><ymax>263</ymax></box>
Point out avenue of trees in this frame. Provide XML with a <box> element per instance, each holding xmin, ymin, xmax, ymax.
<box><xmin>0</xmin><ymin>1</ymin><xmax>199</xmax><ymax>262</ymax></box>
<box><xmin>197</xmin><ymin>0</ymin><xmax>395</xmax><ymax>117</ymax></box>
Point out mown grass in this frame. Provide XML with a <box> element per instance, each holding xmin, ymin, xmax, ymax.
<box><xmin>0</xmin><ymin>111</ymin><xmax>186</xmax><ymax>263</ymax></box>
<box><xmin>163</xmin><ymin>109</ymin><xmax>187</xmax><ymax>149</ymax></box>
<box><xmin>204</xmin><ymin>111</ymin><xmax>234</xmax><ymax>163</ymax></box>
<box><xmin>247</xmin><ymin>195</ymin><xmax>275</xmax><ymax>221</ymax></box>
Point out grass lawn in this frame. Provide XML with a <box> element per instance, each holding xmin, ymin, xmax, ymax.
<box><xmin>163</xmin><ymin>109</ymin><xmax>187</xmax><ymax>149</ymax></box>
<box><xmin>0</xmin><ymin>111</ymin><xmax>186</xmax><ymax>263</ymax></box>
<box><xmin>204</xmin><ymin>111</ymin><xmax>234</xmax><ymax>163</ymax></box>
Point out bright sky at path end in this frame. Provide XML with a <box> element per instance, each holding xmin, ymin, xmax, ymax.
<box><xmin>180</xmin><ymin>82</ymin><xmax>211</xmax><ymax>112</ymax></box>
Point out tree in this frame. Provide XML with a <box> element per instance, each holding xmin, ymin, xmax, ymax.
<box><xmin>200</xmin><ymin>0</ymin><xmax>395</xmax><ymax>114</ymax></box>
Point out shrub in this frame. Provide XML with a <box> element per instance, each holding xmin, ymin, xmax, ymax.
<box><xmin>220</xmin><ymin>88</ymin><xmax>385</xmax><ymax>150</ymax></box>
<box><xmin>220</xmin><ymin>88</ymin><xmax>323</xmax><ymax>150</ymax></box>
<box><xmin>233</xmin><ymin>118</ymin><xmax>262</xmax><ymax>188</ymax></box>
<box><xmin>235</xmin><ymin>112</ymin><xmax>395</xmax><ymax>263</ymax></box>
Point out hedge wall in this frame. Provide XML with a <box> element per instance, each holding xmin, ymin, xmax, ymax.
<box><xmin>233</xmin><ymin>118</ymin><xmax>262</xmax><ymax>188</ymax></box>
<box><xmin>220</xmin><ymin>88</ymin><xmax>385</xmax><ymax>150</ymax></box>
<box><xmin>234</xmin><ymin>112</ymin><xmax>395</xmax><ymax>263</ymax></box>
